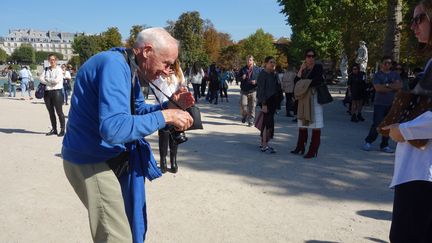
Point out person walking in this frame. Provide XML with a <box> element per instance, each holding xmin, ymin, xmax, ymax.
<box><xmin>362</xmin><ymin>56</ymin><xmax>402</xmax><ymax>153</ymax></box>
<box><xmin>6</xmin><ymin>65</ymin><xmax>17</xmax><ymax>97</ymax></box>
<box><xmin>291</xmin><ymin>49</ymin><xmax>325</xmax><ymax>159</ymax></box>
<box><xmin>189</xmin><ymin>62</ymin><xmax>204</xmax><ymax>103</ymax></box>
<box><xmin>219</xmin><ymin>67</ymin><xmax>229</xmax><ymax>102</ymax></box>
<box><xmin>208</xmin><ymin>64</ymin><xmax>220</xmax><ymax>105</ymax></box>
<box><xmin>62</xmin><ymin>28</ymin><xmax>194</xmax><ymax>242</ymax></box>
<box><xmin>61</xmin><ymin>64</ymin><xmax>72</xmax><ymax>105</ymax></box>
<box><xmin>257</xmin><ymin>56</ymin><xmax>281</xmax><ymax>153</ymax></box>
<box><xmin>39</xmin><ymin>54</ymin><xmax>66</xmax><ymax>136</ymax></box>
<box><xmin>18</xmin><ymin>66</ymin><xmax>33</xmax><ymax>100</ymax></box>
<box><xmin>347</xmin><ymin>63</ymin><xmax>367</xmax><ymax>122</ymax></box>
<box><xmin>153</xmin><ymin>59</ymin><xmax>186</xmax><ymax>174</ymax></box>
<box><xmin>280</xmin><ymin>66</ymin><xmax>296</xmax><ymax>117</ymax></box>
<box><xmin>384</xmin><ymin>2</ymin><xmax>432</xmax><ymax>241</ymax></box>
<box><xmin>238</xmin><ymin>55</ymin><xmax>261</xmax><ymax>126</ymax></box>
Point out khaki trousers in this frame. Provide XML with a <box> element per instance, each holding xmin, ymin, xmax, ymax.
<box><xmin>63</xmin><ymin>160</ymin><xmax>132</xmax><ymax>243</ymax></box>
<box><xmin>240</xmin><ymin>91</ymin><xmax>257</xmax><ymax>122</ymax></box>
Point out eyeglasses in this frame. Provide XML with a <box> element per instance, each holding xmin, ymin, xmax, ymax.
<box><xmin>268</xmin><ymin>61</ymin><xmax>276</xmax><ymax>64</ymax></box>
<box><xmin>411</xmin><ymin>13</ymin><xmax>428</xmax><ymax>26</ymax></box>
<box><xmin>306</xmin><ymin>54</ymin><xmax>315</xmax><ymax>58</ymax></box>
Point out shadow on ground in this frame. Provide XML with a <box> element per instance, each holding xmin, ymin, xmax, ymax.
<box><xmin>357</xmin><ymin>210</ymin><xmax>392</xmax><ymax>221</ymax></box>
<box><xmin>0</xmin><ymin>128</ymin><xmax>46</xmax><ymax>134</ymax></box>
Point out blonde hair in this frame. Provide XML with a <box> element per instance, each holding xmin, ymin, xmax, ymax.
<box><xmin>166</xmin><ymin>59</ymin><xmax>185</xmax><ymax>86</ymax></box>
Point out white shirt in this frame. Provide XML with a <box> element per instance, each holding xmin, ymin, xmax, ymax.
<box><xmin>18</xmin><ymin>68</ymin><xmax>32</xmax><ymax>81</ymax></box>
<box><xmin>63</xmin><ymin>70</ymin><xmax>71</xmax><ymax>80</ymax></box>
<box><xmin>390</xmin><ymin>111</ymin><xmax>432</xmax><ymax>188</ymax></box>
<box><xmin>39</xmin><ymin>66</ymin><xmax>63</xmax><ymax>90</ymax></box>
<box><xmin>152</xmin><ymin>73</ymin><xmax>184</xmax><ymax>104</ymax></box>
<box><xmin>189</xmin><ymin>68</ymin><xmax>204</xmax><ymax>84</ymax></box>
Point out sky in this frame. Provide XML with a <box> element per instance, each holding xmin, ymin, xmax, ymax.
<box><xmin>0</xmin><ymin>0</ymin><xmax>291</xmax><ymax>42</ymax></box>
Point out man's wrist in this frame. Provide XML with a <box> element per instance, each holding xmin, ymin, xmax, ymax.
<box><xmin>161</xmin><ymin>101</ymin><xmax>169</xmax><ymax>110</ymax></box>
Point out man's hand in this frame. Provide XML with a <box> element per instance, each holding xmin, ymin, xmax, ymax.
<box><xmin>162</xmin><ymin>109</ymin><xmax>194</xmax><ymax>131</ymax></box>
<box><xmin>382</xmin><ymin>123</ymin><xmax>405</xmax><ymax>142</ymax></box>
<box><xmin>169</xmin><ymin>87</ymin><xmax>195</xmax><ymax>110</ymax></box>
<box><xmin>250</xmin><ymin>80</ymin><xmax>256</xmax><ymax>85</ymax></box>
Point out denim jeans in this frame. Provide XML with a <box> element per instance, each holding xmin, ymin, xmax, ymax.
<box><xmin>62</xmin><ymin>87</ymin><xmax>69</xmax><ymax>104</ymax></box>
<box><xmin>20</xmin><ymin>80</ymin><xmax>28</xmax><ymax>97</ymax></box>
<box><xmin>8</xmin><ymin>82</ymin><xmax>16</xmax><ymax>97</ymax></box>
<box><xmin>365</xmin><ymin>104</ymin><xmax>391</xmax><ymax>148</ymax></box>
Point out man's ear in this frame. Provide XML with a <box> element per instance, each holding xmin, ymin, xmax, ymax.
<box><xmin>142</xmin><ymin>44</ymin><xmax>153</xmax><ymax>59</ymax></box>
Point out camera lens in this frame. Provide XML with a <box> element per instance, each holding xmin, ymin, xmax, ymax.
<box><xmin>170</xmin><ymin>130</ymin><xmax>188</xmax><ymax>145</ymax></box>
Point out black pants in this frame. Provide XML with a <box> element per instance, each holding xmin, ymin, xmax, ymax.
<box><xmin>220</xmin><ymin>87</ymin><xmax>228</xmax><ymax>98</ymax></box>
<box><xmin>285</xmin><ymin>92</ymin><xmax>294</xmax><ymax>114</ymax></box>
<box><xmin>390</xmin><ymin>180</ymin><xmax>432</xmax><ymax>243</ymax></box>
<box><xmin>192</xmin><ymin>83</ymin><xmax>201</xmax><ymax>101</ymax></box>
<box><xmin>158</xmin><ymin>128</ymin><xmax>178</xmax><ymax>161</ymax></box>
<box><xmin>44</xmin><ymin>89</ymin><xmax>65</xmax><ymax>131</ymax></box>
<box><xmin>200</xmin><ymin>80</ymin><xmax>207</xmax><ymax>96</ymax></box>
<box><xmin>365</xmin><ymin>104</ymin><xmax>391</xmax><ymax>148</ymax></box>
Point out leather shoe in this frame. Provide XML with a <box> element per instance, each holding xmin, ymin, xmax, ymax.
<box><xmin>46</xmin><ymin>129</ymin><xmax>57</xmax><ymax>136</ymax></box>
<box><xmin>57</xmin><ymin>131</ymin><xmax>65</xmax><ymax>137</ymax></box>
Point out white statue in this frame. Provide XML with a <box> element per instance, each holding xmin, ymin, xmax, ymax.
<box><xmin>355</xmin><ymin>41</ymin><xmax>368</xmax><ymax>72</ymax></box>
<box><xmin>340</xmin><ymin>52</ymin><xmax>348</xmax><ymax>83</ymax></box>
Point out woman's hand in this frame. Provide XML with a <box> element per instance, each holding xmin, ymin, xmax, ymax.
<box><xmin>262</xmin><ymin>105</ymin><xmax>268</xmax><ymax>113</ymax></box>
<box><xmin>169</xmin><ymin>87</ymin><xmax>195</xmax><ymax>110</ymax></box>
<box><xmin>382</xmin><ymin>123</ymin><xmax>405</xmax><ymax>142</ymax></box>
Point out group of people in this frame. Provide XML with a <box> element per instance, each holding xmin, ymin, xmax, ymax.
<box><xmin>5</xmin><ymin>65</ymin><xmax>33</xmax><ymax>99</ymax></box>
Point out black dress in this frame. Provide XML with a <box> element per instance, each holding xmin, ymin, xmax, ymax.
<box><xmin>348</xmin><ymin>72</ymin><xmax>366</xmax><ymax>100</ymax></box>
<box><xmin>257</xmin><ymin>70</ymin><xmax>280</xmax><ymax>139</ymax></box>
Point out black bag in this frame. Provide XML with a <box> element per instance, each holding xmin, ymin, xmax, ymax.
<box><xmin>35</xmin><ymin>83</ymin><xmax>46</xmax><ymax>99</ymax></box>
<box><xmin>186</xmin><ymin>106</ymin><xmax>203</xmax><ymax>130</ymax></box>
<box><xmin>11</xmin><ymin>71</ymin><xmax>18</xmax><ymax>82</ymax></box>
<box><xmin>63</xmin><ymin>80</ymin><xmax>72</xmax><ymax>91</ymax></box>
<box><xmin>28</xmin><ymin>80</ymin><xmax>35</xmax><ymax>90</ymax></box>
<box><xmin>316</xmin><ymin>83</ymin><xmax>333</xmax><ymax>104</ymax></box>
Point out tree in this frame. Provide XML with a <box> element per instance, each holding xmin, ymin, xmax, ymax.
<box><xmin>11</xmin><ymin>44</ymin><xmax>35</xmax><ymax>64</ymax></box>
<box><xmin>171</xmin><ymin>11</ymin><xmax>208</xmax><ymax>67</ymax></box>
<box><xmin>126</xmin><ymin>25</ymin><xmax>146</xmax><ymax>48</ymax></box>
<box><xmin>278</xmin><ymin>0</ymin><xmax>388</xmax><ymax>68</ymax></box>
<box><xmin>0</xmin><ymin>48</ymin><xmax>7</xmax><ymax>64</ymax></box>
<box><xmin>72</xmin><ymin>35</ymin><xmax>101</xmax><ymax>64</ymax></box>
<box><xmin>35</xmin><ymin>51</ymin><xmax>63</xmax><ymax>64</ymax></box>
<box><xmin>99</xmin><ymin>27</ymin><xmax>123</xmax><ymax>51</ymax></box>
<box><xmin>383</xmin><ymin>0</ymin><xmax>403</xmax><ymax>62</ymax></box>
<box><xmin>218</xmin><ymin>44</ymin><xmax>243</xmax><ymax>69</ymax></box>
<box><xmin>68</xmin><ymin>56</ymin><xmax>81</xmax><ymax>70</ymax></box>
<box><xmin>239</xmin><ymin>29</ymin><xmax>277</xmax><ymax>66</ymax></box>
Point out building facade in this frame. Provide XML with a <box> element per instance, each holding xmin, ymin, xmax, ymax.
<box><xmin>0</xmin><ymin>29</ymin><xmax>83</xmax><ymax>61</ymax></box>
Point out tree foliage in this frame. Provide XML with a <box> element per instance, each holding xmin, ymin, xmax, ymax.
<box><xmin>170</xmin><ymin>11</ymin><xmax>208</xmax><ymax>67</ymax></box>
<box><xmin>240</xmin><ymin>29</ymin><xmax>278</xmax><ymax>66</ymax></box>
<box><xmin>0</xmin><ymin>48</ymin><xmax>8</xmax><ymax>64</ymax></box>
<box><xmin>203</xmin><ymin>27</ymin><xmax>234</xmax><ymax>63</ymax></box>
<box><xmin>72</xmin><ymin>35</ymin><xmax>101</xmax><ymax>64</ymax></box>
<box><xmin>99</xmin><ymin>27</ymin><xmax>123</xmax><ymax>51</ymax></box>
<box><xmin>11</xmin><ymin>44</ymin><xmax>35</xmax><ymax>64</ymax></box>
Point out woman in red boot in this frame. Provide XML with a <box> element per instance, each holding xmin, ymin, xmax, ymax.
<box><xmin>291</xmin><ymin>49</ymin><xmax>324</xmax><ymax>158</ymax></box>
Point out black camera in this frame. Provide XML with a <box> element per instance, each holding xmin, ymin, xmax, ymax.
<box><xmin>169</xmin><ymin>127</ymin><xmax>188</xmax><ymax>145</ymax></box>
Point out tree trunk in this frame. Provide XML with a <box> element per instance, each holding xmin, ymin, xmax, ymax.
<box><xmin>383</xmin><ymin>0</ymin><xmax>403</xmax><ymax>62</ymax></box>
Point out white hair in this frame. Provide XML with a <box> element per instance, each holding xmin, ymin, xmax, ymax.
<box><xmin>134</xmin><ymin>27</ymin><xmax>178</xmax><ymax>53</ymax></box>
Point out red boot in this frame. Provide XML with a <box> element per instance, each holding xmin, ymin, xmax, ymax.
<box><xmin>304</xmin><ymin>129</ymin><xmax>320</xmax><ymax>158</ymax></box>
<box><xmin>291</xmin><ymin>128</ymin><xmax>308</xmax><ymax>155</ymax></box>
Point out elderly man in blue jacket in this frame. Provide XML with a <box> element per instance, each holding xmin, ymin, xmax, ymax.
<box><xmin>62</xmin><ymin>27</ymin><xmax>194</xmax><ymax>243</ymax></box>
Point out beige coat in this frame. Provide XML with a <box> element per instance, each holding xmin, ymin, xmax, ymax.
<box><xmin>294</xmin><ymin>79</ymin><xmax>313</xmax><ymax>126</ymax></box>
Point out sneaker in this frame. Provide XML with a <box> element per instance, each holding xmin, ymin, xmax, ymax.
<box><xmin>381</xmin><ymin>146</ymin><xmax>394</xmax><ymax>153</ymax></box>
<box><xmin>266</xmin><ymin>146</ymin><xmax>276</xmax><ymax>154</ymax></box>
<box><xmin>362</xmin><ymin>142</ymin><xmax>372</xmax><ymax>151</ymax></box>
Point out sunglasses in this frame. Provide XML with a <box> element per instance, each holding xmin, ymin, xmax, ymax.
<box><xmin>411</xmin><ymin>13</ymin><xmax>428</xmax><ymax>26</ymax></box>
<box><xmin>306</xmin><ymin>54</ymin><xmax>315</xmax><ymax>58</ymax></box>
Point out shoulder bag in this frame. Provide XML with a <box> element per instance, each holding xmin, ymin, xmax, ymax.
<box><xmin>315</xmin><ymin>82</ymin><xmax>333</xmax><ymax>105</ymax></box>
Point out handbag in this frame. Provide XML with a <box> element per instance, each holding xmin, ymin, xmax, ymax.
<box><xmin>254</xmin><ymin>111</ymin><xmax>264</xmax><ymax>131</ymax></box>
<box><xmin>186</xmin><ymin>106</ymin><xmax>203</xmax><ymax>130</ymax></box>
<box><xmin>315</xmin><ymin>83</ymin><xmax>333</xmax><ymax>104</ymax></box>
<box><xmin>35</xmin><ymin>83</ymin><xmax>46</xmax><ymax>99</ymax></box>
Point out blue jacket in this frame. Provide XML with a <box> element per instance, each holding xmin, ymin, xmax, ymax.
<box><xmin>62</xmin><ymin>47</ymin><xmax>166</xmax><ymax>164</ymax></box>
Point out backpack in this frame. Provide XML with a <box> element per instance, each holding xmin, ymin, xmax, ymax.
<box><xmin>11</xmin><ymin>71</ymin><xmax>18</xmax><ymax>82</ymax></box>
